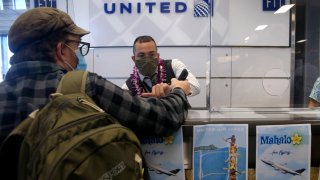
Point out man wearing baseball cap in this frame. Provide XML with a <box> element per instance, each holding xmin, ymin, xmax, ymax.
<box><xmin>0</xmin><ymin>7</ymin><xmax>190</xmax><ymax>179</ymax></box>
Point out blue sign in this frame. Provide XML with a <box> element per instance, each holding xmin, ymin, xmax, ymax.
<box><xmin>103</xmin><ymin>0</ymin><xmax>213</xmax><ymax>17</ymax></box>
<box><xmin>263</xmin><ymin>0</ymin><xmax>285</xmax><ymax>11</ymax></box>
<box><xmin>104</xmin><ymin>2</ymin><xmax>187</xmax><ymax>14</ymax></box>
<box><xmin>34</xmin><ymin>0</ymin><xmax>57</xmax><ymax>8</ymax></box>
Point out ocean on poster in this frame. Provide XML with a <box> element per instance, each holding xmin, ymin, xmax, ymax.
<box><xmin>256</xmin><ymin>124</ymin><xmax>311</xmax><ymax>180</ymax></box>
<box><xmin>193</xmin><ymin>124</ymin><xmax>248</xmax><ymax>180</ymax></box>
<box><xmin>140</xmin><ymin>127</ymin><xmax>185</xmax><ymax>180</ymax></box>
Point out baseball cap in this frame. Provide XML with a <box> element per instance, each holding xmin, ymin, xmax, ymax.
<box><xmin>8</xmin><ymin>7</ymin><xmax>90</xmax><ymax>53</ymax></box>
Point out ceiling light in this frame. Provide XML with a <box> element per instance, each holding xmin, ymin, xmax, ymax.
<box><xmin>296</xmin><ymin>39</ymin><xmax>307</xmax><ymax>43</ymax></box>
<box><xmin>274</xmin><ymin>4</ymin><xmax>295</xmax><ymax>14</ymax></box>
<box><xmin>255</xmin><ymin>25</ymin><xmax>268</xmax><ymax>31</ymax></box>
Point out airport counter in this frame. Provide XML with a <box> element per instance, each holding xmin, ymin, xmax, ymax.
<box><xmin>183</xmin><ymin>108</ymin><xmax>320</xmax><ymax>179</ymax></box>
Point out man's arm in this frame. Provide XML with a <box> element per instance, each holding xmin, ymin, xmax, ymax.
<box><xmin>308</xmin><ymin>98</ymin><xmax>319</xmax><ymax>108</ymax></box>
<box><xmin>309</xmin><ymin>77</ymin><xmax>320</xmax><ymax>107</ymax></box>
<box><xmin>141</xmin><ymin>78</ymin><xmax>191</xmax><ymax>98</ymax></box>
<box><xmin>171</xmin><ymin>59</ymin><xmax>200</xmax><ymax>96</ymax></box>
<box><xmin>86</xmin><ymin>72</ymin><xmax>190</xmax><ymax>136</ymax></box>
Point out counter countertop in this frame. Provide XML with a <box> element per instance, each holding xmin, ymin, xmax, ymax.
<box><xmin>185</xmin><ymin>108</ymin><xmax>320</xmax><ymax>126</ymax></box>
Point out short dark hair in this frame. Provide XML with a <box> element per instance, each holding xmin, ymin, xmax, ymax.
<box><xmin>133</xmin><ymin>35</ymin><xmax>157</xmax><ymax>54</ymax></box>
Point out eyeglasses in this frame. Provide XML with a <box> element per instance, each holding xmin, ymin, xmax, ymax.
<box><xmin>65</xmin><ymin>40</ymin><xmax>90</xmax><ymax>56</ymax></box>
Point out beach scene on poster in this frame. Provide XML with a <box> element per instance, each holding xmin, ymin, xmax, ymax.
<box><xmin>193</xmin><ymin>124</ymin><xmax>248</xmax><ymax>180</ymax></box>
<box><xmin>139</xmin><ymin>127</ymin><xmax>185</xmax><ymax>180</ymax></box>
<box><xmin>256</xmin><ymin>124</ymin><xmax>311</xmax><ymax>180</ymax></box>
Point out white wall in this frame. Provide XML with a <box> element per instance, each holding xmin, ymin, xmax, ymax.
<box><xmin>85</xmin><ymin>46</ymin><xmax>291</xmax><ymax>109</ymax></box>
<box><xmin>70</xmin><ymin>0</ymin><xmax>290</xmax><ymax>46</ymax></box>
<box><xmin>210</xmin><ymin>47</ymin><xmax>291</xmax><ymax>109</ymax></box>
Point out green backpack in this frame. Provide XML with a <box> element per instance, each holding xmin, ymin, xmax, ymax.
<box><xmin>0</xmin><ymin>71</ymin><xmax>147</xmax><ymax>180</ymax></box>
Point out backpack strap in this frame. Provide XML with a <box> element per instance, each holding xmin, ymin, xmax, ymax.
<box><xmin>56</xmin><ymin>70</ymin><xmax>88</xmax><ymax>94</ymax></box>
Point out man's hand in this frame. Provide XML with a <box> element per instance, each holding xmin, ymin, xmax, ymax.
<box><xmin>141</xmin><ymin>83</ymin><xmax>171</xmax><ymax>98</ymax></box>
<box><xmin>308</xmin><ymin>98</ymin><xmax>320</xmax><ymax>108</ymax></box>
<box><xmin>141</xmin><ymin>78</ymin><xmax>190</xmax><ymax>98</ymax></box>
<box><xmin>170</xmin><ymin>78</ymin><xmax>190</xmax><ymax>95</ymax></box>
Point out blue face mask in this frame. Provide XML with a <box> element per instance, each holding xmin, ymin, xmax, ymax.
<box><xmin>75</xmin><ymin>49</ymin><xmax>87</xmax><ymax>70</ymax></box>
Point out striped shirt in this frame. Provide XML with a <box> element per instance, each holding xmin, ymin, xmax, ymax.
<box><xmin>0</xmin><ymin>61</ymin><xmax>189</xmax><ymax>143</ymax></box>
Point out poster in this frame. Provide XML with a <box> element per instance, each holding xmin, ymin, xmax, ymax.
<box><xmin>193</xmin><ymin>124</ymin><xmax>248</xmax><ymax>180</ymax></box>
<box><xmin>140</xmin><ymin>128</ymin><xmax>185</xmax><ymax>180</ymax></box>
<box><xmin>256</xmin><ymin>124</ymin><xmax>311</xmax><ymax>180</ymax></box>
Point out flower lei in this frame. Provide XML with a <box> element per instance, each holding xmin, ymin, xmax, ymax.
<box><xmin>131</xmin><ymin>59</ymin><xmax>167</xmax><ymax>95</ymax></box>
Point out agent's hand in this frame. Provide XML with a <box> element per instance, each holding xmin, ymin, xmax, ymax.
<box><xmin>141</xmin><ymin>83</ymin><xmax>171</xmax><ymax>98</ymax></box>
<box><xmin>170</xmin><ymin>78</ymin><xmax>190</xmax><ymax>95</ymax></box>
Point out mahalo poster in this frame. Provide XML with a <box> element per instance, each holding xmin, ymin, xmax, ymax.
<box><xmin>256</xmin><ymin>124</ymin><xmax>311</xmax><ymax>180</ymax></box>
<box><xmin>193</xmin><ymin>124</ymin><xmax>248</xmax><ymax>180</ymax></box>
<box><xmin>139</xmin><ymin>127</ymin><xmax>185</xmax><ymax>180</ymax></box>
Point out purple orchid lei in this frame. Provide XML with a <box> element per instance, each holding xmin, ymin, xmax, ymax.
<box><xmin>131</xmin><ymin>59</ymin><xmax>167</xmax><ymax>95</ymax></box>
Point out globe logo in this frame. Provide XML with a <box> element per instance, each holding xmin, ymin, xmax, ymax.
<box><xmin>194</xmin><ymin>0</ymin><xmax>213</xmax><ymax>17</ymax></box>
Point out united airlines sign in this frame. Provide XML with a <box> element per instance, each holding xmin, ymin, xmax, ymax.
<box><xmin>89</xmin><ymin>0</ymin><xmax>290</xmax><ymax>46</ymax></box>
<box><xmin>103</xmin><ymin>0</ymin><xmax>214</xmax><ymax>17</ymax></box>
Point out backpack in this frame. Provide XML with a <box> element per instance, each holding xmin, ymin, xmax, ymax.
<box><xmin>0</xmin><ymin>71</ymin><xmax>148</xmax><ymax>180</ymax></box>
